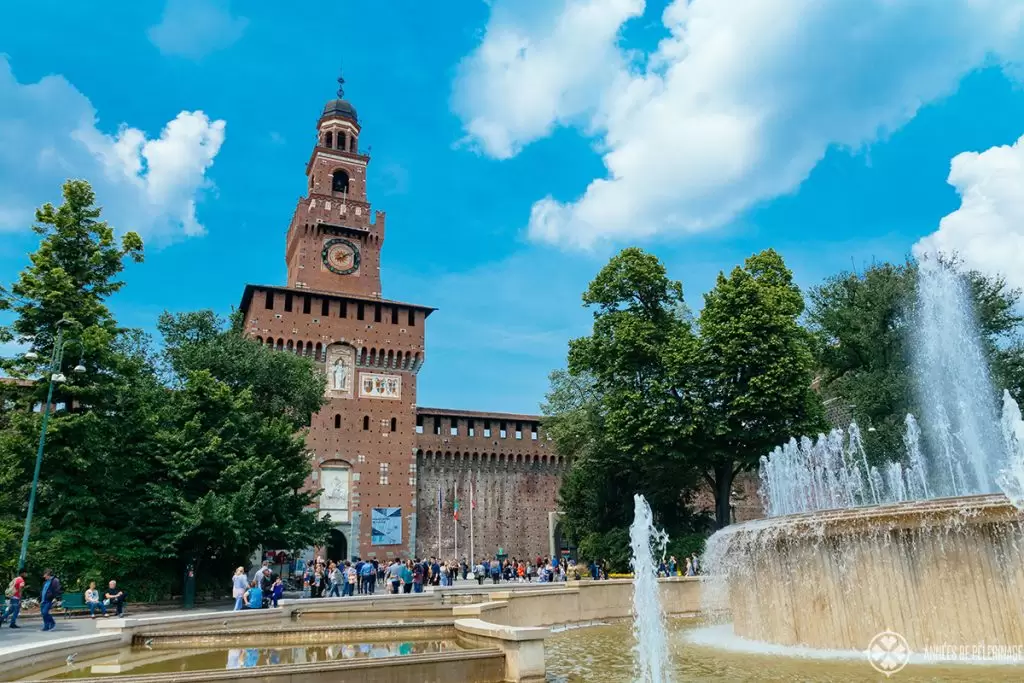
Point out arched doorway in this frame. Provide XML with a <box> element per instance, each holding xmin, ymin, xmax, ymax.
<box><xmin>326</xmin><ymin>529</ymin><xmax>348</xmax><ymax>562</ymax></box>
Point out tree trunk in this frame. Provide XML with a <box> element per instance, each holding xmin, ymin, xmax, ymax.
<box><xmin>713</xmin><ymin>462</ymin><xmax>734</xmax><ymax>529</ymax></box>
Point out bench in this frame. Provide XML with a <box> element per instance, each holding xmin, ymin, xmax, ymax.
<box><xmin>59</xmin><ymin>593</ymin><xmax>86</xmax><ymax>618</ymax></box>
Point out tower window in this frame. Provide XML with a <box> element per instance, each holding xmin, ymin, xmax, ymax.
<box><xmin>340</xmin><ymin>301</ymin><xmax>348</xmax><ymax>318</ymax></box>
<box><xmin>334</xmin><ymin>414</ymin><xmax>341</xmax><ymax>429</ymax></box>
<box><xmin>416</xmin><ymin>415</ymin><xmax>424</xmax><ymax>434</ymax></box>
<box><xmin>325</xmin><ymin>131</ymin><xmax>333</xmax><ymax>148</ymax></box>
<box><xmin>363</xmin><ymin>416</ymin><xmax>370</xmax><ymax>431</ymax></box>
<box><xmin>338</xmin><ymin>132</ymin><xmax>346</xmax><ymax>150</ymax></box>
<box><xmin>500</xmin><ymin>422</ymin><xmax>507</xmax><ymax>439</ymax></box>
<box><xmin>357</xmin><ymin>303</ymin><xmax>365</xmax><ymax>320</ymax></box>
<box><xmin>408</xmin><ymin>310</ymin><xmax>416</xmax><ymax>326</ymax></box>
<box><xmin>321</xmin><ymin>299</ymin><xmax>330</xmax><ymax>316</ymax></box>
<box><xmin>484</xmin><ymin>421</ymin><xmax>491</xmax><ymax>438</ymax></box>
<box><xmin>265</xmin><ymin>291</ymin><xmax>274</xmax><ymax>310</ymax></box>
<box><xmin>374</xmin><ymin>304</ymin><xmax>382</xmax><ymax>323</ymax></box>
<box><xmin>391</xmin><ymin>307</ymin><xmax>399</xmax><ymax>324</ymax></box>
<box><xmin>332</xmin><ymin>169</ymin><xmax>350</xmax><ymax>194</ymax></box>
<box><xmin>284</xmin><ymin>293</ymin><xmax>293</xmax><ymax>312</ymax></box>
<box><xmin>302</xmin><ymin>296</ymin><xmax>311</xmax><ymax>314</ymax></box>
<box><xmin>390</xmin><ymin>417</ymin><xmax>397</xmax><ymax>432</ymax></box>
<box><xmin>468</xmin><ymin>419</ymin><xmax>475</xmax><ymax>437</ymax></box>
<box><xmin>350</xmin><ymin>136</ymin><xmax>357</xmax><ymax>152</ymax></box>
<box><xmin>433</xmin><ymin>418</ymin><xmax>441</xmax><ymax>435</ymax></box>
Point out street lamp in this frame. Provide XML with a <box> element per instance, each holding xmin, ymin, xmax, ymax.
<box><xmin>17</xmin><ymin>318</ymin><xmax>86</xmax><ymax>572</ymax></box>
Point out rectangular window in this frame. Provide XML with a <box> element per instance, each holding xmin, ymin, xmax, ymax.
<box><xmin>374</xmin><ymin>304</ymin><xmax>382</xmax><ymax>323</ymax></box>
<box><xmin>484</xmin><ymin>421</ymin><xmax>491</xmax><ymax>438</ymax></box>
<box><xmin>321</xmin><ymin>299</ymin><xmax>330</xmax><ymax>316</ymax></box>
<box><xmin>531</xmin><ymin>424</ymin><xmax>539</xmax><ymax>441</ymax></box>
<box><xmin>391</xmin><ymin>306</ymin><xmax>399</xmax><ymax>324</ymax></box>
<box><xmin>408</xmin><ymin>309</ymin><xmax>416</xmax><ymax>326</ymax></box>
<box><xmin>468</xmin><ymin>419</ymin><xmax>475</xmax><ymax>437</ymax></box>
<box><xmin>357</xmin><ymin>303</ymin><xmax>365</xmax><ymax>320</ymax></box>
<box><xmin>433</xmin><ymin>418</ymin><xmax>441</xmax><ymax>435</ymax></box>
<box><xmin>379</xmin><ymin>475</ymin><xmax>389</xmax><ymax>485</ymax></box>
<box><xmin>265</xmin><ymin>291</ymin><xmax>274</xmax><ymax>310</ymax></box>
<box><xmin>284</xmin><ymin>293</ymin><xmax>293</xmax><ymax>312</ymax></box>
<box><xmin>500</xmin><ymin>421</ymin><xmax>507</xmax><ymax>439</ymax></box>
<box><xmin>416</xmin><ymin>414</ymin><xmax>424</xmax><ymax>435</ymax></box>
<box><xmin>450</xmin><ymin>419</ymin><xmax>459</xmax><ymax>436</ymax></box>
<box><xmin>340</xmin><ymin>300</ymin><xmax>348</xmax><ymax>318</ymax></box>
<box><xmin>302</xmin><ymin>296</ymin><xmax>311</xmax><ymax>314</ymax></box>
<box><xmin>409</xmin><ymin>477</ymin><xmax>416</xmax><ymax>486</ymax></box>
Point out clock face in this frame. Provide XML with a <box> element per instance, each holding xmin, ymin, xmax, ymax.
<box><xmin>322</xmin><ymin>238</ymin><xmax>361</xmax><ymax>275</ymax></box>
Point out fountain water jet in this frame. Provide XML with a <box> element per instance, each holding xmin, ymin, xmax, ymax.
<box><xmin>629</xmin><ymin>494</ymin><xmax>672</xmax><ymax>683</ymax></box>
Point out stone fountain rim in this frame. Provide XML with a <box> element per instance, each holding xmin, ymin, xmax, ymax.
<box><xmin>717</xmin><ymin>492</ymin><xmax>1020</xmax><ymax>538</ymax></box>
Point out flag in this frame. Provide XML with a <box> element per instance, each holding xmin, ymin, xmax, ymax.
<box><xmin>454</xmin><ymin>481</ymin><xmax>460</xmax><ymax>521</ymax></box>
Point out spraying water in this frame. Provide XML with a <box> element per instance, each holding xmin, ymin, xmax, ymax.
<box><xmin>629</xmin><ymin>494</ymin><xmax>672</xmax><ymax>683</ymax></box>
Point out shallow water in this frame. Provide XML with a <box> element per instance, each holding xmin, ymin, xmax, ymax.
<box><xmin>48</xmin><ymin>639</ymin><xmax>462</xmax><ymax>679</ymax></box>
<box><xmin>545</xmin><ymin>619</ymin><xmax>1022</xmax><ymax>682</ymax></box>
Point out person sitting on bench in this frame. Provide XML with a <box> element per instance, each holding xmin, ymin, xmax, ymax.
<box><xmin>104</xmin><ymin>580</ymin><xmax>125</xmax><ymax>617</ymax></box>
<box><xmin>85</xmin><ymin>581</ymin><xmax>107</xmax><ymax>618</ymax></box>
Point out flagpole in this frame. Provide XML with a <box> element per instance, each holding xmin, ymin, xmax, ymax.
<box><xmin>469</xmin><ymin>478</ymin><xmax>475</xmax><ymax>565</ymax></box>
<box><xmin>437</xmin><ymin>483</ymin><xmax>442</xmax><ymax>560</ymax></box>
<box><xmin>454</xmin><ymin>480</ymin><xmax>459</xmax><ymax>562</ymax></box>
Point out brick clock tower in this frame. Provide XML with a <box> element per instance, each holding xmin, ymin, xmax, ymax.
<box><xmin>239</xmin><ymin>77</ymin><xmax>433</xmax><ymax>562</ymax></box>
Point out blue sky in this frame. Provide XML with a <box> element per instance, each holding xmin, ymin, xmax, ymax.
<box><xmin>2</xmin><ymin>0</ymin><xmax>1024</xmax><ymax>414</ymax></box>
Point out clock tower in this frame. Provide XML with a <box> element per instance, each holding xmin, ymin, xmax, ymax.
<box><xmin>285</xmin><ymin>75</ymin><xmax>384</xmax><ymax>298</ymax></box>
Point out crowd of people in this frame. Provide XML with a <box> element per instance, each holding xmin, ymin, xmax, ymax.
<box><xmin>1</xmin><ymin>569</ymin><xmax>127</xmax><ymax>630</ymax></box>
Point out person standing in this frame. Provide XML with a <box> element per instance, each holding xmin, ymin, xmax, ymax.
<box><xmin>328</xmin><ymin>562</ymin><xmax>343</xmax><ymax>597</ymax></box>
<box><xmin>401</xmin><ymin>561</ymin><xmax>413</xmax><ymax>594</ymax></box>
<box><xmin>2</xmin><ymin>569</ymin><xmax>27</xmax><ymax>628</ymax></box>
<box><xmin>412</xmin><ymin>560</ymin><xmax>424</xmax><ymax>594</ymax></box>
<box><xmin>388</xmin><ymin>559</ymin><xmax>402</xmax><ymax>594</ymax></box>
<box><xmin>40</xmin><ymin>569</ymin><xmax>61</xmax><ymax>631</ymax></box>
<box><xmin>232</xmin><ymin>567</ymin><xmax>249</xmax><ymax>611</ymax></box>
<box><xmin>360</xmin><ymin>559</ymin><xmax>375</xmax><ymax>594</ymax></box>
<box><xmin>690</xmin><ymin>552</ymin><xmax>700</xmax><ymax>575</ymax></box>
<box><xmin>343</xmin><ymin>561</ymin><xmax>356</xmax><ymax>597</ymax></box>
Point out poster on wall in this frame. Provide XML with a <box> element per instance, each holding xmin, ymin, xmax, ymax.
<box><xmin>371</xmin><ymin>507</ymin><xmax>403</xmax><ymax>545</ymax></box>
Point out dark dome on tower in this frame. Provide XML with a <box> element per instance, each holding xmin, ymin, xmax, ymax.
<box><xmin>322</xmin><ymin>98</ymin><xmax>358</xmax><ymax>122</ymax></box>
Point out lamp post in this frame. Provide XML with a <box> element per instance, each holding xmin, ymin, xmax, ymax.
<box><xmin>17</xmin><ymin>318</ymin><xmax>85</xmax><ymax>572</ymax></box>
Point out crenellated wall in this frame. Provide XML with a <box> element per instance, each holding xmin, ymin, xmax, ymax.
<box><xmin>414</xmin><ymin>411</ymin><xmax>567</xmax><ymax>561</ymax></box>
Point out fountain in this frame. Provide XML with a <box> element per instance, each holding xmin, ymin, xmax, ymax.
<box><xmin>705</xmin><ymin>258</ymin><xmax>1024</xmax><ymax>655</ymax></box>
<box><xmin>629</xmin><ymin>494</ymin><xmax>673</xmax><ymax>683</ymax></box>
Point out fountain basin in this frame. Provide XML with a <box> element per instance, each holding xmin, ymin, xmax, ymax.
<box><xmin>706</xmin><ymin>493</ymin><xmax>1024</xmax><ymax>651</ymax></box>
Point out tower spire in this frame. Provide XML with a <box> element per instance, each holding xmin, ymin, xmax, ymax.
<box><xmin>336</xmin><ymin>70</ymin><xmax>345</xmax><ymax>99</ymax></box>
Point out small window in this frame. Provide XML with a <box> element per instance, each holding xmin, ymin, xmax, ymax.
<box><xmin>325</xmin><ymin>131</ymin><xmax>333</xmax><ymax>148</ymax></box>
<box><xmin>265</xmin><ymin>291</ymin><xmax>275</xmax><ymax>310</ymax></box>
<box><xmin>433</xmin><ymin>418</ymin><xmax>441</xmax><ymax>436</ymax></box>
<box><xmin>408</xmin><ymin>309</ymin><xmax>415</xmax><ymax>326</ymax></box>
<box><xmin>500</xmin><ymin>422</ymin><xmax>507</xmax><ymax>439</ymax></box>
<box><xmin>363</xmin><ymin>416</ymin><xmax>370</xmax><ymax>430</ymax></box>
<box><xmin>516</xmin><ymin>421</ymin><xmax>523</xmax><ymax>440</ymax></box>
<box><xmin>379</xmin><ymin>475</ymin><xmax>389</xmax><ymax>485</ymax></box>
<box><xmin>390</xmin><ymin>417</ymin><xmax>397</xmax><ymax>432</ymax></box>
<box><xmin>484</xmin><ymin>421</ymin><xmax>492</xmax><ymax>438</ymax></box>
<box><xmin>284</xmin><ymin>293</ymin><xmax>293</xmax><ymax>312</ymax></box>
<box><xmin>416</xmin><ymin>415</ymin><xmax>424</xmax><ymax>435</ymax></box>
<box><xmin>334</xmin><ymin>414</ymin><xmax>341</xmax><ymax>429</ymax></box>
<box><xmin>391</xmin><ymin>307</ymin><xmax>399</xmax><ymax>324</ymax></box>
<box><xmin>303</xmin><ymin>296</ymin><xmax>311</xmax><ymax>314</ymax></box>
<box><xmin>332</xmin><ymin>169</ymin><xmax>350</xmax><ymax>193</ymax></box>
<box><xmin>374</xmin><ymin>304</ymin><xmax>382</xmax><ymax>323</ymax></box>
<box><xmin>338</xmin><ymin>132</ymin><xmax>346</xmax><ymax>150</ymax></box>
<box><xmin>357</xmin><ymin>303</ymin><xmax>365</xmax><ymax>320</ymax></box>
<box><xmin>531</xmin><ymin>424</ymin><xmax>539</xmax><ymax>441</ymax></box>
<box><xmin>450</xmin><ymin>420</ymin><xmax>459</xmax><ymax>436</ymax></box>
<box><xmin>468</xmin><ymin>419</ymin><xmax>475</xmax><ymax>437</ymax></box>
<box><xmin>321</xmin><ymin>299</ymin><xmax>330</xmax><ymax>316</ymax></box>
<box><xmin>340</xmin><ymin>301</ymin><xmax>348</xmax><ymax>318</ymax></box>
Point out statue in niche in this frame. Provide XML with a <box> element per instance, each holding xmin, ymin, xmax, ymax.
<box><xmin>323</xmin><ymin>470</ymin><xmax>349</xmax><ymax>509</ymax></box>
<box><xmin>332</xmin><ymin>357</ymin><xmax>350</xmax><ymax>392</ymax></box>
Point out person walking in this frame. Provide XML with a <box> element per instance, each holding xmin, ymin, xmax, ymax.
<box><xmin>232</xmin><ymin>567</ymin><xmax>249</xmax><ymax>611</ymax></box>
<box><xmin>343</xmin><ymin>561</ymin><xmax>356</xmax><ymax>597</ymax></box>
<box><xmin>39</xmin><ymin>569</ymin><xmax>61</xmax><ymax>632</ymax></box>
<box><xmin>2</xmin><ymin>569</ymin><xmax>27</xmax><ymax>628</ymax></box>
<box><xmin>85</xmin><ymin>581</ymin><xmax>107</xmax><ymax>618</ymax></box>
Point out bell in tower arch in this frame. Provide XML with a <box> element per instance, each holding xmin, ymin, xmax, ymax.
<box><xmin>332</xmin><ymin>169</ymin><xmax>350</xmax><ymax>194</ymax></box>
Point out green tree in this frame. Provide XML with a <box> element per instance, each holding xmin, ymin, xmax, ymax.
<box><xmin>151</xmin><ymin>311</ymin><xmax>331</xmax><ymax>585</ymax></box>
<box><xmin>695</xmin><ymin>249</ymin><xmax>826</xmax><ymax>527</ymax></box>
<box><xmin>808</xmin><ymin>258</ymin><xmax>1024</xmax><ymax>460</ymax></box>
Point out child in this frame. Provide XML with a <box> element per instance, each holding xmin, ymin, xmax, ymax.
<box><xmin>245</xmin><ymin>581</ymin><xmax>263</xmax><ymax>609</ymax></box>
<box><xmin>271</xmin><ymin>577</ymin><xmax>284</xmax><ymax>608</ymax></box>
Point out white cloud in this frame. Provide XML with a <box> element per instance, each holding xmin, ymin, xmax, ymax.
<box><xmin>451</xmin><ymin>0</ymin><xmax>644</xmax><ymax>159</ymax></box>
<box><xmin>148</xmin><ymin>0</ymin><xmax>248</xmax><ymax>60</ymax></box>
<box><xmin>914</xmin><ymin>134</ymin><xmax>1024</xmax><ymax>289</ymax></box>
<box><xmin>454</xmin><ymin>0</ymin><xmax>1024</xmax><ymax>249</ymax></box>
<box><xmin>0</xmin><ymin>56</ymin><xmax>226</xmax><ymax>242</ymax></box>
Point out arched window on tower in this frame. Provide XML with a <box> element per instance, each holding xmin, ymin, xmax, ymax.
<box><xmin>390</xmin><ymin>417</ymin><xmax>397</xmax><ymax>432</ymax></box>
<box><xmin>338</xmin><ymin>132</ymin><xmax>347</xmax><ymax>150</ymax></box>
<box><xmin>332</xmin><ymin>169</ymin><xmax>350</xmax><ymax>194</ymax></box>
<box><xmin>363</xmin><ymin>415</ymin><xmax>370</xmax><ymax>430</ymax></box>
<box><xmin>334</xmin><ymin>414</ymin><xmax>341</xmax><ymax>429</ymax></box>
<box><xmin>325</xmin><ymin>131</ymin><xmax>333</xmax><ymax>148</ymax></box>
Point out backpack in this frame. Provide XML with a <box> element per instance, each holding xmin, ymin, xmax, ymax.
<box><xmin>4</xmin><ymin>578</ymin><xmax>15</xmax><ymax>598</ymax></box>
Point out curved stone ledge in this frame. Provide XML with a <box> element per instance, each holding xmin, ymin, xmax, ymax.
<box><xmin>712</xmin><ymin>494</ymin><xmax>1024</xmax><ymax>651</ymax></box>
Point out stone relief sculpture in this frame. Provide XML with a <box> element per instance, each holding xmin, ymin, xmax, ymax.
<box><xmin>359</xmin><ymin>372</ymin><xmax>402</xmax><ymax>400</ymax></box>
<box><xmin>320</xmin><ymin>468</ymin><xmax>349</xmax><ymax>510</ymax></box>
<box><xmin>325</xmin><ymin>344</ymin><xmax>355</xmax><ymax>398</ymax></box>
